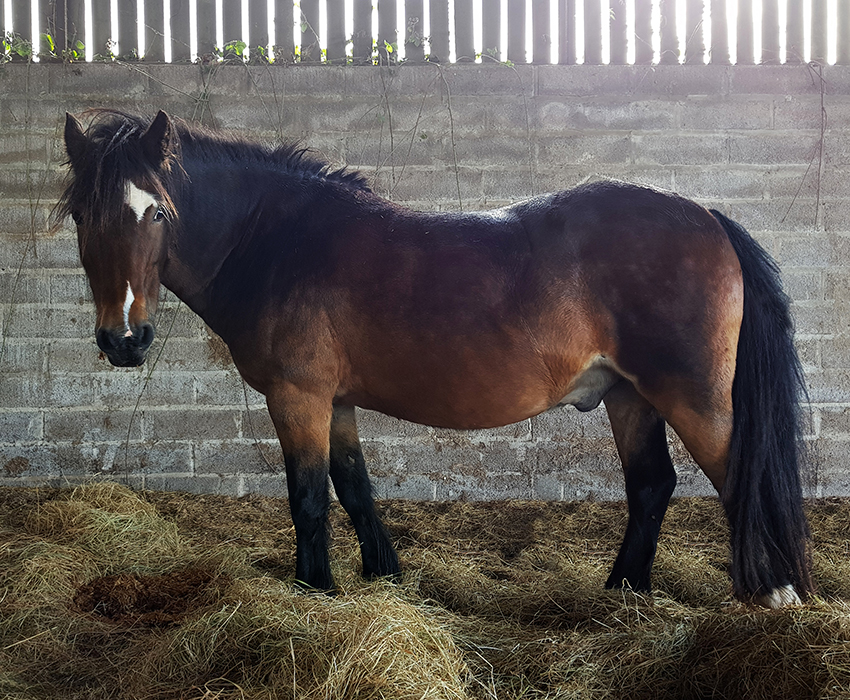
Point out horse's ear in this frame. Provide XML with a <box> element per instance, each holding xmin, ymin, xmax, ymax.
<box><xmin>64</xmin><ymin>112</ymin><xmax>87</xmax><ymax>168</ymax></box>
<box><xmin>140</xmin><ymin>110</ymin><xmax>175</xmax><ymax>168</ymax></box>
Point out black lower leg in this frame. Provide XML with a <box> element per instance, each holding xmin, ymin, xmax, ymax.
<box><xmin>605</xmin><ymin>416</ymin><xmax>677</xmax><ymax>592</ymax></box>
<box><xmin>286</xmin><ymin>459</ymin><xmax>334</xmax><ymax>591</ymax></box>
<box><xmin>329</xmin><ymin>407</ymin><xmax>400</xmax><ymax>580</ymax></box>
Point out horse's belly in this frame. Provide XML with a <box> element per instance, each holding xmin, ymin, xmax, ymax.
<box><xmin>345</xmin><ymin>347</ymin><xmax>615</xmax><ymax>430</ymax></box>
<box><xmin>344</xmin><ymin>354</ymin><xmax>555</xmax><ymax>429</ymax></box>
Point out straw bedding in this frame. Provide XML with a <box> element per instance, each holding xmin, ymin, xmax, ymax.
<box><xmin>0</xmin><ymin>482</ymin><xmax>848</xmax><ymax>699</ymax></box>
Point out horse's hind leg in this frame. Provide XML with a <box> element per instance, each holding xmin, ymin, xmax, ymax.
<box><xmin>603</xmin><ymin>380</ymin><xmax>677</xmax><ymax>592</ymax></box>
<box><xmin>329</xmin><ymin>405</ymin><xmax>400</xmax><ymax>580</ymax></box>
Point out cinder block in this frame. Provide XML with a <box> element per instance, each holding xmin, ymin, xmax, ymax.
<box><xmin>537</xmin><ymin>134</ymin><xmax>631</xmax><ymax>166</ymax></box>
<box><xmin>820</xmin><ymin>338</ymin><xmax>850</xmax><ymax>371</ymax></box>
<box><xmin>773</xmin><ymin>95</ymin><xmax>828</xmax><ymax>130</ymax></box>
<box><xmin>34</xmin><ymin>238</ymin><xmax>82</xmax><ymax>270</ymax></box>
<box><xmin>633</xmin><ymin>133</ymin><xmax>729</xmax><ymax>166</ymax></box>
<box><xmin>195</xmin><ymin>439</ymin><xmax>281</xmax><ymax>475</ymax></box>
<box><xmin>44</xmin><ymin>408</ymin><xmax>142</xmax><ymax>442</ymax></box>
<box><xmin>356</xmin><ymin>409</ymin><xmax>432</xmax><ymax>440</ymax></box>
<box><xmin>1</xmin><ymin>445</ymin><xmax>59</xmax><ymax>477</ymax></box>
<box><xmin>537</xmin><ymin>64</ymin><xmax>639</xmax><ymax>97</ymax></box>
<box><xmin>727</xmin><ymin>65</ymin><xmax>823</xmax><ymax>96</ymax></box>
<box><xmin>531</xmin><ymin>406</ymin><xmax>613</xmax><ymax>441</ymax></box>
<box><xmin>722</xmin><ymin>200</ymin><xmax>817</xmax><ymax>235</ymax></box>
<box><xmin>0</xmin><ymin>306</ymin><xmax>89</xmax><ymax>339</ymax></box>
<box><xmin>0</xmin><ymin>411</ymin><xmax>43</xmax><ymax>441</ymax></box>
<box><xmin>381</xmin><ymin>166</ymin><xmax>482</xmax><ymax>203</ymax></box>
<box><xmin>49</xmin><ymin>272</ymin><xmax>91</xmax><ymax>305</ymax></box>
<box><xmin>817</xmin><ymin>406</ymin><xmax>850</xmax><ymax>437</ymax></box>
<box><xmin>240</xmin><ymin>408</ymin><xmax>276</xmax><ymax>441</ymax></box>
<box><xmin>48</xmin><ymin>62</ymin><xmax>148</xmax><ymax>96</ymax></box>
<box><xmin>240</xmin><ymin>472</ymin><xmax>289</xmax><ymax>497</ymax></box>
<box><xmin>0</xmin><ymin>64</ymin><xmax>50</xmax><ymax>97</ymax></box>
<box><xmin>432</xmin><ymin>64</ymin><xmax>534</xmax><ymax>97</ymax></box>
<box><xmin>538</xmin><ymin>98</ymin><xmax>680</xmax><ymax>132</ymax></box>
<box><xmin>547</xmin><ymin>462</ymin><xmax>625</xmax><ymax>501</ymax></box>
<box><xmin>143</xmin><ymin>407</ymin><xmax>241</xmax><ymax>441</ymax></box>
<box><xmin>0</xmin><ymin>374</ymin><xmax>94</xmax><ymax>408</ymax></box>
<box><xmin>141</xmin><ymin>64</ymin><xmax>203</xmax><ymax>98</ymax></box>
<box><xmin>673</xmin><ymin>166</ymin><xmax>768</xmax><ymax>200</ymax></box>
<box><xmin>776</xmin><ymin>236</ymin><xmax>840</xmax><ymax>267</ymax></box>
<box><xmin>815</xmin><ymin>446</ymin><xmax>850</xmax><ymax>497</ymax></box>
<box><xmin>2</xmin><ymin>133</ymin><xmax>61</xmax><ymax>167</ymax></box>
<box><xmin>532</xmin><ymin>473</ymin><xmax>565</xmax><ymax>501</ymax></box>
<box><xmin>194</xmin><ymin>370</ymin><xmax>247</xmax><ymax>406</ymax></box>
<box><xmin>344</xmin><ymin>65</ymin><xmax>439</xmax><ymax>98</ymax></box>
<box><xmin>791</xmin><ymin>301</ymin><xmax>846</xmax><ymax>336</ymax></box>
<box><xmin>824</xmin><ymin>270</ymin><xmax>850</xmax><ymax>302</ymax></box>
<box><xmin>0</xmin><ymin>166</ymin><xmax>65</xmax><ymax>200</ymax></box>
<box><xmin>0</xmin><ymin>270</ymin><xmax>50</xmax><ymax>304</ymax></box>
<box><xmin>450</xmin><ymin>134</ymin><xmax>534</xmax><ymax>165</ymax></box>
<box><xmin>346</xmin><ymin>131</ymin><xmax>450</xmax><ymax>169</ymax></box>
<box><xmin>728</xmin><ymin>131</ymin><xmax>820</xmax><ymax>166</ymax></box>
<box><xmin>144</xmin><ymin>473</ymin><xmax>243</xmax><ymax>497</ymax></box>
<box><xmin>120</xmin><ymin>443</ymin><xmax>194</xmax><ymax>474</ymax></box>
<box><xmin>805</xmin><ymin>368</ymin><xmax>850</xmax><ymax>403</ymax></box>
<box><xmin>0</xmin><ymin>340</ymin><xmax>49</xmax><ymax>373</ymax></box>
<box><xmin>795</xmin><ymin>337</ymin><xmax>820</xmax><ymax>372</ymax></box>
<box><xmin>94</xmin><ymin>370</ymin><xmax>195</xmax><ymax>408</ymax></box>
<box><xmin>480</xmin><ymin>167</ymin><xmax>537</xmax><ymax>201</ymax></box>
<box><xmin>435</xmin><ymin>470</ymin><xmax>533</xmax><ymax>500</ymax></box>
<box><xmin>673</xmin><ymin>464</ymin><xmax>719</xmax><ymax>498</ymax></box>
<box><xmin>680</xmin><ymin>96</ymin><xmax>772</xmax><ymax>130</ymax></box>
<box><xmin>0</xmin><ymin>204</ymin><xmax>52</xmax><ymax>238</ymax></box>
<box><xmin>49</xmin><ymin>338</ymin><xmax>106</xmax><ymax>374</ymax></box>
<box><xmin>52</xmin><ymin>441</ymin><xmax>131</xmax><ymax>476</ymax></box>
<box><xmin>822</xmin><ymin>200</ymin><xmax>850</xmax><ymax>234</ymax></box>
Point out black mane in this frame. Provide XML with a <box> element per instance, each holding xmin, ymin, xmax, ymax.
<box><xmin>175</xmin><ymin>122</ymin><xmax>372</xmax><ymax>192</ymax></box>
<box><xmin>56</xmin><ymin>109</ymin><xmax>371</xmax><ymax>239</ymax></box>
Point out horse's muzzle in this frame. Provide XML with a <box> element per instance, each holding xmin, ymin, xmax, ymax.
<box><xmin>96</xmin><ymin>323</ymin><xmax>155</xmax><ymax>367</ymax></box>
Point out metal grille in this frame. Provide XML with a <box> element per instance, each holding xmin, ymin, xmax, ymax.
<box><xmin>0</xmin><ymin>1</ymin><xmax>846</xmax><ymax>65</ymax></box>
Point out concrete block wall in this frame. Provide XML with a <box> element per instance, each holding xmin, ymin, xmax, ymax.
<box><xmin>1</xmin><ymin>61</ymin><xmax>848</xmax><ymax>500</ymax></box>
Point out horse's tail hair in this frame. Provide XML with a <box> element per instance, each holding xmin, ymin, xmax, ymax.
<box><xmin>709</xmin><ymin>209</ymin><xmax>813</xmax><ymax>600</ymax></box>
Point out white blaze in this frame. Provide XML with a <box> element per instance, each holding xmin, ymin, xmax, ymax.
<box><xmin>124</xmin><ymin>181</ymin><xmax>157</xmax><ymax>222</ymax></box>
<box><xmin>122</xmin><ymin>281</ymin><xmax>135</xmax><ymax>337</ymax></box>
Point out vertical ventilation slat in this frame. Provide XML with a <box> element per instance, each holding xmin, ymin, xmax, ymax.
<box><xmin>405</xmin><ymin>0</ymin><xmax>425</xmax><ymax>62</ymax></box>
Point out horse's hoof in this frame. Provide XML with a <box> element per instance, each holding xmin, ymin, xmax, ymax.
<box><xmin>365</xmin><ymin>569</ymin><xmax>403</xmax><ymax>584</ymax></box>
<box><xmin>754</xmin><ymin>584</ymin><xmax>801</xmax><ymax>609</ymax></box>
<box><xmin>294</xmin><ymin>578</ymin><xmax>336</xmax><ymax>595</ymax></box>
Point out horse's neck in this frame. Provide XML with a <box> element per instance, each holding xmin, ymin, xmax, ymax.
<box><xmin>160</xmin><ymin>158</ymin><xmax>309</xmax><ymax>337</ymax></box>
<box><xmin>160</xmin><ymin>164</ymin><xmax>258</xmax><ymax>322</ymax></box>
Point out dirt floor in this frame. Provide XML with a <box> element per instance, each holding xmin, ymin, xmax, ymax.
<box><xmin>1</xmin><ymin>483</ymin><xmax>849</xmax><ymax>699</ymax></box>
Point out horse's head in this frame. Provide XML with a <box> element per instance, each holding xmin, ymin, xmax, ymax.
<box><xmin>61</xmin><ymin>110</ymin><xmax>178</xmax><ymax>367</ymax></box>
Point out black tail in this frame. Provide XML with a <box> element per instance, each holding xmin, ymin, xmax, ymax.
<box><xmin>710</xmin><ymin>209</ymin><xmax>813</xmax><ymax>601</ymax></box>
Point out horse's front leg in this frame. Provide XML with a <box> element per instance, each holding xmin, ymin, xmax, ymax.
<box><xmin>266</xmin><ymin>384</ymin><xmax>335</xmax><ymax>591</ymax></box>
<box><xmin>329</xmin><ymin>404</ymin><xmax>400</xmax><ymax>580</ymax></box>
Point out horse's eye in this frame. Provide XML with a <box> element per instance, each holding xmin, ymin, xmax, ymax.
<box><xmin>152</xmin><ymin>208</ymin><xmax>165</xmax><ymax>222</ymax></box>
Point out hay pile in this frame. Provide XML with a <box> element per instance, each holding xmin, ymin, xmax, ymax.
<box><xmin>0</xmin><ymin>483</ymin><xmax>848</xmax><ymax>699</ymax></box>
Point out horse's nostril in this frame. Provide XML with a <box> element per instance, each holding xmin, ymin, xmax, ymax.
<box><xmin>138</xmin><ymin>322</ymin><xmax>155</xmax><ymax>349</ymax></box>
<box><xmin>96</xmin><ymin>327</ymin><xmax>115</xmax><ymax>354</ymax></box>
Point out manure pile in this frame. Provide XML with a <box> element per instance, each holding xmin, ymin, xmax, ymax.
<box><xmin>1</xmin><ymin>482</ymin><xmax>849</xmax><ymax>699</ymax></box>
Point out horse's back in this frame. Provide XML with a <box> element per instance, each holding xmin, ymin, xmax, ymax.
<box><xmin>316</xmin><ymin>182</ymin><xmax>740</xmax><ymax>429</ymax></box>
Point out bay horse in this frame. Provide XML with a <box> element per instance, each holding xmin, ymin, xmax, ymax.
<box><xmin>59</xmin><ymin>109</ymin><xmax>812</xmax><ymax>608</ymax></box>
